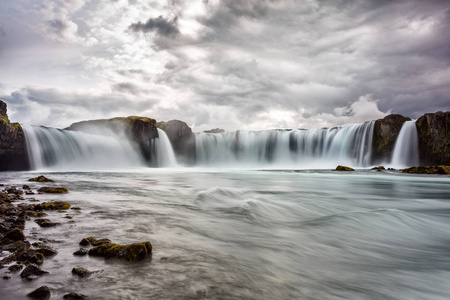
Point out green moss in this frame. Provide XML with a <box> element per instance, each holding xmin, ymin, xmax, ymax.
<box><xmin>28</xmin><ymin>175</ymin><xmax>55</xmax><ymax>182</ymax></box>
<box><xmin>401</xmin><ymin>166</ymin><xmax>450</xmax><ymax>174</ymax></box>
<box><xmin>88</xmin><ymin>241</ymin><xmax>152</xmax><ymax>262</ymax></box>
<box><xmin>27</xmin><ymin>211</ymin><xmax>48</xmax><ymax>218</ymax></box>
<box><xmin>40</xmin><ymin>201</ymin><xmax>70</xmax><ymax>210</ymax></box>
<box><xmin>335</xmin><ymin>165</ymin><xmax>355</xmax><ymax>171</ymax></box>
<box><xmin>65</xmin><ymin>215</ymin><xmax>73</xmax><ymax>219</ymax></box>
<box><xmin>38</xmin><ymin>187</ymin><xmax>68</xmax><ymax>193</ymax></box>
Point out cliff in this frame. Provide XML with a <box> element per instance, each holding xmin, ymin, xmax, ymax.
<box><xmin>371</xmin><ymin>114</ymin><xmax>411</xmax><ymax>164</ymax></box>
<box><xmin>156</xmin><ymin>120</ymin><xmax>196</xmax><ymax>165</ymax></box>
<box><xmin>416</xmin><ymin>111</ymin><xmax>450</xmax><ymax>165</ymax></box>
<box><xmin>0</xmin><ymin>101</ymin><xmax>29</xmax><ymax>170</ymax></box>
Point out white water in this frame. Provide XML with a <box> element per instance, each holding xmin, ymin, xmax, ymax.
<box><xmin>196</xmin><ymin>121</ymin><xmax>374</xmax><ymax>168</ymax></box>
<box><xmin>155</xmin><ymin>129</ymin><xmax>178</xmax><ymax>167</ymax></box>
<box><xmin>391</xmin><ymin>120</ymin><xmax>419</xmax><ymax>168</ymax></box>
<box><xmin>1</xmin><ymin>169</ymin><xmax>450</xmax><ymax>299</ymax></box>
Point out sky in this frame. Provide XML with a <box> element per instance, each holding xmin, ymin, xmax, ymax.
<box><xmin>0</xmin><ymin>0</ymin><xmax>449</xmax><ymax>131</ymax></box>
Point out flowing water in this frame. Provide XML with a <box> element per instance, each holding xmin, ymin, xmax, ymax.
<box><xmin>1</xmin><ymin>169</ymin><xmax>450</xmax><ymax>300</ymax></box>
<box><xmin>391</xmin><ymin>121</ymin><xmax>420</xmax><ymax>168</ymax></box>
<box><xmin>195</xmin><ymin>122</ymin><xmax>374</xmax><ymax>168</ymax></box>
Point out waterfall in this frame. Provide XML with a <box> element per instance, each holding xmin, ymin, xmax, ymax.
<box><xmin>155</xmin><ymin>129</ymin><xmax>178</xmax><ymax>167</ymax></box>
<box><xmin>22</xmin><ymin>125</ymin><xmax>144</xmax><ymax>170</ymax></box>
<box><xmin>195</xmin><ymin>121</ymin><xmax>375</xmax><ymax>168</ymax></box>
<box><xmin>391</xmin><ymin>120</ymin><xmax>419</xmax><ymax>168</ymax></box>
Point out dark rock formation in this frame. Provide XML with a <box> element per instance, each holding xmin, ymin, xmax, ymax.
<box><xmin>372</xmin><ymin>114</ymin><xmax>411</xmax><ymax>164</ymax></box>
<box><xmin>63</xmin><ymin>292</ymin><xmax>88</xmax><ymax>299</ymax></box>
<box><xmin>28</xmin><ymin>175</ymin><xmax>55</xmax><ymax>182</ymax></box>
<box><xmin>335</xmin><ymin>165</ymin><xmax>354</xmax><ymax>171</ymax></box>
<box><xmin>67</xmin><ymin>116</ymin><xmax>159</xmax><ymax>165</ymax></box>
<box><xmin>73</xmin><ymin>248</ymin><xmax>89</xmax><ymax>256</ymax></box>
<box><xmin>37</xmin><ymin>187</ymin><xmax>69</xmax><ymax>194</ymax></box>
<box><xmin>20</xmin><ymin>264</ymin><xmax>48</xmax><ymax>279</ymax></box>
<box><xmin>204</xmin><ymin>128</ymin><xmax>225</xmax><ymax>133</ymax></box>
<box><xmin>416</xmin><ymin>111</ymin><xmax>450</xmax><ymax>165</ymax></box>
<box><xmin>4</xmin><ymin>228</ymin><xmax>25</xmax><ymax>241</ymax></box>
<box><xmin>157</xmin><ymin>120</ymin><xmax>195</xmax><ymax>164</ymax></box>
<box><xmin>35</xmin><ymin>218</ymin><xmax>60</xmax><ymax>227</ymax></box>
<box><xmin>401</xmin><ymin>165</ymin><xmax>450</xmax><ymax>174</ymax></box>
<box><xmin>0</xmin><ymin>100</ymin><xmax>29</xmax><ymax>170</ymax></box>
<box><xmin>72</xmin><ymin>267</ymin><xmax>93</xmax><ymax>278</ymax></box>
<box><xmin>27</xmin><ymin>286</ymin><xmax>51</xmax><ymax>299</ymax></box>
<box><xmin>88</xmin><ymin>241</ymin><xmax>152</xmax><ymax>261</ymax></box>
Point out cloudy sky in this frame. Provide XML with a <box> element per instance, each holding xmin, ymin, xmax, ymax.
<box><xmin>0</xmin><ymin>0</ymin><xmax>449</xmax><ymax>131</ymax></box>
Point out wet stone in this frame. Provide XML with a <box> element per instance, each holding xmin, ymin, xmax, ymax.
<box><xmin>73</xmin><ymin>248</ymin><xmax>89</xmax><ymax>256</ymax></box>
<box><xmin>35</xmin><ymin>219</ymin><xmax>60</xmax><ymax>227</ymax></box>
<box><xmin>20</xmin><ymin>264</ymin><xmax>48</xmax><ymax>279</ymax></box>
<box><xmin>27</xmin><ymin>285</ymin><xmax>51</xmax><ymax>299</ymax></box>
<box><xmin>28</xmin><ymin>175</ymin><xmax>54</xmax><ymax>182</ymax></box>
<box><xmin>8</xmin><ymin>264</ymin><xmax>23</xmax><ymax>273</ymax></box>
<box><xmin>4</xmin><ymin>228</ymin><xmax>25</xmax><ymax>241</ymax></box>
<box><xmin>72</xmin><ymin>267</ymin><xmax>92</xmax><ymax>278</ymax></box>
<box><xmin>63</xmin><ymin>292</ymin><xmax>88</xmax><ymax>299</ymax></box>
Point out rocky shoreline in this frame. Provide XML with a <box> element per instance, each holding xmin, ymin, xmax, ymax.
<box><xmin>0</xmin><ymin>176</ymin><xmax>152</xmax><ymax>299</ymax></box>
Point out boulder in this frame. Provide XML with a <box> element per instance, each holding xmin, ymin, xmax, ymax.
<box><xmin>157</xmin><ymin>120</ymin><xmax>195</xmax><ymax>164</ymax></box>
<box><xmin>27</xmin><ymin>286</ymin><xmax>51</xmax><ymax>299</ymax></box>
<box><xmin>20</xmin><ymin>264</ymin><xmax>48</xmax><ymax>279</ymax></box>
<box><xmin>4</xmin><ymin>228</ymin><xmax>25</xmax><ymax>241</ymax></box>
<box><xmin>72</xmin><ymin>267</ymin><xmax>93</xmax><ymax>278</ymax></box>
<box><xmin>401</xmin><ymin>166</ymin><xmax>450</xmax><ymax>174</ymax></box>
<box><xmin>416</xmin><ymin>111</ymin><xmax>450</xmax><ymax>165</ymax></box>
<box><xmin>88</xmin><ymin>241</ymin><xmax>152</xmax><ymax>262</ymax></box>
<box><xmin>28</xmin><ymin>176</ymin><xmax>55</xmax><ymax>182</ymax></box>
<box><xmin>40</xmin><ymin>201</ymin><xmax>70</xmax><ymax>210</ymax></box>
<box><xmin>63</xmin><ymin>292</ymin><xmax>88</xmax><ymax>299</ymax></box>
<box><xmin>372</xmin><ymin>114</ymin><xmax>411</xmax><ymax>164</ymax></box>
<box><xmin>37</xmin><ymin>187</ymin><xmax>69</xmax><ymax>194</ymax></box>
<box><xmin>35</xmin><ymin>219</ymin><xmax>60</xmax><ymax>227</ymax></box>
<box><xmin>0</xmin><ymin>100</ymin><xmax>29</xmax><ymax>171</ymax></box>
<box><xmin>335</xmin><ymin>165</ymin><xmax>355</xmax><ymax>171</ymax></box>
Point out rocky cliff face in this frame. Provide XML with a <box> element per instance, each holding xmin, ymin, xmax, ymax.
<box><xmin>0</xmin><ymin>101</ymin><xmax>29</xmax><ymax>170</ymax></box>
<box><xmin>157</xmin><ymin>120</ymin><xmax>195</xmax><ymax>165</ymax></box>
<box><xmin>416</xmin><ymin>111</ymin><xmax>450</xmax><ymax>165</ymax></box>
<box><xmin>67</xmin><ymin>116</ymin><xmax>159</xmax><ymax>165</ymax></box>
<box><xmin>371</xmin><ymin>114</ymin><xmax>411</xmax><ymax>164</ymax></box>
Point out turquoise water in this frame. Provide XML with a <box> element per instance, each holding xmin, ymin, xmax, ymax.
<box><xmin>1</xmin><ymin>169</ymin><xmax>450</xmax><ymax>299</ymax></box>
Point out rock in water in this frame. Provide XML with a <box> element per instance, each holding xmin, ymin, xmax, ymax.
<box><xmin>20</xmin><ymin>264</ymin><xmax>48</xmax><ymax>279</ymax></box>
<box><xmin>27</xmin><ymin>286</ymin><xmax>51</xmax><ymax>299</ymax></box>
<box><xmin>37</xmin><ymin>187</ymin><xmax>69</xmax><ymax>194</ymax></box>
<box><xmin>335</xmin><ymin>165</ymin><xmax>355</xmax><ymax>171</ymax></box>
<box><xmin>4</xmin><ymin>228</ymin><xmax>25</xmax><ymax>241</ymax></box>
<box><xmin>401</xmin><ymin>166</ymin><xmax>450</xmax><ymax>174</ymax></box>
<box><xmin>88</xmin><ymin>241</ymin><xmax>152</xmax><ymax>262</ymax></box>
<box><xmin>63</xmin><ymin>292</ymin><xmax>88</xmax><ymax>299</ymax></box>
<box><xmin>28</xmin><ymin>176</ymin><xmax>55</xmax><ymax>182</ymax></box>
<box><xmin>72</xmin><ymin>267</ymin><xmax>93</xmax><ymax>278</ymax></box>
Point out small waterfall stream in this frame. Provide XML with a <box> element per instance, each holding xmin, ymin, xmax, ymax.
<box><xmin>391</xmin><ymin>120</ymin><xmax>419</xmax><ymax>168</ymax></box>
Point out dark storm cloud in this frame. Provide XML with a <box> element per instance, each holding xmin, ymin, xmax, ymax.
<box><xmin>129</xmin><ymin>16</ymin><xmax>179</xmax><ymax>37</ymax></box>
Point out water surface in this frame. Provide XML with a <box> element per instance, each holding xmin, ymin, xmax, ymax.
<box><xmin>1</xmin><ymin>169</ymin><xmax>449</xmax><ymax>299</ymax></box>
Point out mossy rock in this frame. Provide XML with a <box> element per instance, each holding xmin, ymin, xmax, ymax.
<box><xmin>335</xmin><ymin>165</ymin><xmax>355</xmax><ymax>171</ymax></box>
<box><xmin>71</xmin><ymin>207</ymin><xmax>81</xmax><ymax>210</ymax></box>
<box><xmin>27</xmin><ymin>211</ymin><xmax>48</xmax><ymax>218</ymax></box>
<box><xmin>400</xmin><ymin>165</ymin><xmax>450</xmax><ymax>174</ymax></box>
<box><xmin>35</xmin><ymin>219</ymin><xmax>60</xmax><ymax>227</ymax></box>
<box><xmin>40</xmin><ymin>201</ymin><xmax>70</xmax><ymax>210</ymax></box>
<box><xmin>88</xmin><ymin>241</ymin><xmax>152</xmax><ymax>262</ymax></box>
<box><xmin>4</xmin><ymin>228</ymin><xmax>25</xmax><ymax>241</ymax></box>
<box><xmin>37</xmin><ymin>187</ymin><xmax>68</xmax><ymax>194</ymax></box>
<box><xmin>26</xmin><ymin>285</ymin><xmax>51</xmax><ymax>298</ymax></box>
<box><xmin>28</xmin><ymin>175</ymin><xmax>55</xmax><ymax>182</ymax></box>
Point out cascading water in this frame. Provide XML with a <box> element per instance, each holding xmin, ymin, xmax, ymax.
<box><xmin>195</xmin><ymin>121</ymin><xmax>375</xmax><ymax>168</ymax></box>
<box><xmin>390</xmin><ymin>120</ymin><xmax>419</xmax><ymax>168</ymax></box>
<box><xmin>154</xmin><ymin>129</ymin><xmax>178</xmax><ymax>167</ymax></box>
<box><xmin>23</xmin><ymin>125</ymin><xmax>144</xmax><ymax>170</ymax></box>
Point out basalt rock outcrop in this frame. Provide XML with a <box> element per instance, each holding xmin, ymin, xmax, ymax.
<box><xmin>0</xmin><ymin>100</ymin><xmax>29</xmax><ymax>170</ymax></box>
<box><xmin>67</xmin><ymin>116</ymin><xmax>159</xmax><ymax>164</ymax></box>
<box><xmin>416</xmin><ymin>111</ymin><xmax>450</xmax><ymax>165</ymax></box>
<box><xmin>157</xmin><ymin>120</ymin><xmax>196</xmax><ymax>164</ymax></box>
<box><xmin>371</xmin><ymin>114</ymin><xmax>411</xmax><ymax>164</ymax></box>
